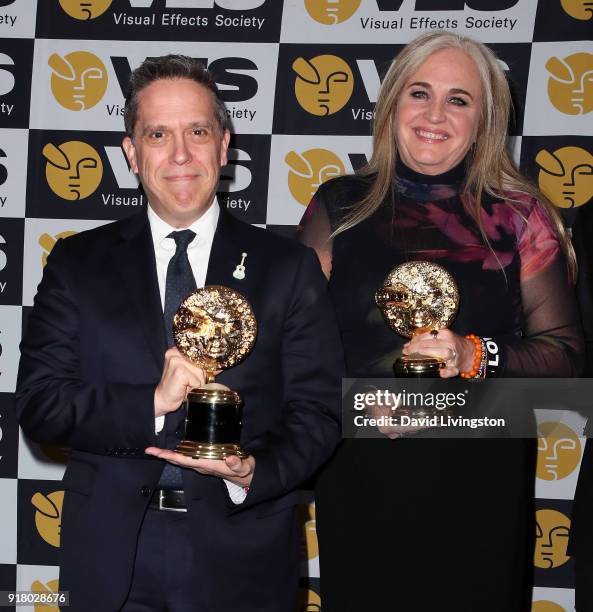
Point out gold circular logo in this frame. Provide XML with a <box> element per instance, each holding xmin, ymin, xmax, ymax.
<box><xmin>31</xmin><ymin>490</ymin><xmax>64</xmax><ymax>548</ymax></box>
<box><xmin>536</xmin><ymin>421</ymin><xmax>582</xmax><ymax>480</ymax></box>
<box><xmin>39</xmin><ymin>231</ymin><xmax>78</xmax><ymax>268</ymax></box>
<box><xmin>296</xmin><ymin>588</ymin><xmax>321</xmax><ymax>611</ymax></box>
<box><xmin>532</xmin><ymin>601</ymin><xmax>566</xmax><ymax>612</ymax></box>
<box><xmin>536</xmin><ymin>146</ymin><xmax>593</xmax><ymax>208</ymax></box>
<box><xmin>31</xmin><ymin>579</ymin><xmax>60</xmax><ymax>612</ymax></box>
<box><xmin>293</xmin><ymin>55</ymin><xmax>354</xmax><ymax>116</ymax></box>
<box><xmin>304</xmin><ymin>0</ymin><xmax>361</xmax><ymax>25</ymax></box>
<box><xmin>560</xmin><ymin>0</ymin><xmax>593</xmax><ymax>20</ymax></box>
<box><xmin>534</xmin><ymin>508</ymin><xmax>571</xmax><ymax>569</ymax></box>
<box><xmin>286</xmin><ymin>148</ymin><xmax>345</xmax><ymax>206</ymax></box>
<box><xmin>546</xmin><ymin>52</ymin><xmax>593</xmax><ymax>115</ymax></box>
<box><xmin>43</xmin><ymin>141</ymin><xmax>103</xmax><ymax>201</ymax></box>
<box><xmin>58</xmin><ymin>0</ymin><xmax>112</xmax><ymax>20</ymax></box>
<box><xmin>298</xmin><ymin>502</ymin><xmax>319</xmax><ymax>560</ymax></box>
<box><xmin>49</xmin><ymin>51</ymin><xmax>108</xmax><ymax>111</ymax></box>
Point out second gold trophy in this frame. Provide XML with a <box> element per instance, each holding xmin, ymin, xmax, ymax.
<box><xmin>375</xmin><ymin>261</ymin><xmax>459</xmax><ymax>377</ymax></box>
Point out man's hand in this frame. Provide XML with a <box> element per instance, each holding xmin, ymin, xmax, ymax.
<box><xmin>154</xmin><ymin>347</ymin><xmax>207</xmax><ymax>417</ymax></box>
<box><xmin>144</xmin><ymin>447</ymin><xmax>255</xmax><ymax>487</ymax></box>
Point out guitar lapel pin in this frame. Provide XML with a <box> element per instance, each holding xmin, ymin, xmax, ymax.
<box><xmin>233</xmin><ymin>252</ymin><xmax>247</xmax><ymax>280</ymax></box>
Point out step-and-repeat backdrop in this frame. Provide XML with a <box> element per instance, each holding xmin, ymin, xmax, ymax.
<box><xmin>0</xmin><ymin>1</ymin><xmax>591</xmax><ymax>610</ymax></box>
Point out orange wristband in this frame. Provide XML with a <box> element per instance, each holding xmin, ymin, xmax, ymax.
<box><xmin>460</xmin><ymin>334</ymin><xmax>482</xmax><ymax>379</ymax></box>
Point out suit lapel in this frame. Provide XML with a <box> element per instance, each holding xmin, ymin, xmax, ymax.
<box><xmin>115</xmin><ymin>212</ymin><xmax>166</xmax><ymax>373</ymax></box>
<box><xmin>205</xmin><ymin>208</ymin><xmax>256</xmax><ymax>298</ymax></box>
<box><xmin>109</xmin><ymin>209</ymin><xmax>253</xmax><ymax>381</ymax></box>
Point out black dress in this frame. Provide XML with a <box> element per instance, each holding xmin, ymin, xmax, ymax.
<box><xmin>299</xmin><ymin>159</ymin><xmax>583</xmax><ymax>612</ymax></box>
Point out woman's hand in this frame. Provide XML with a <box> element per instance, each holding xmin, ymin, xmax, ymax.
<box><xmin>402</xmin><ymin>329</ymin><xmax>476</xmax><ymax>378</ymax></box>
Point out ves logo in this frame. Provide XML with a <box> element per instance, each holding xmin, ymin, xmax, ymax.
<box><xmin>31</xmin><ymin>490</ymin><xmax>64</xmax><ymax>548</ymax></box>
<box><xmin>298</xmin><ymin>588</ymin><xmax>321</xmax><ymax>612</ymax></box>
<box><xmin>535</xmin><ymin>146</ymin><xmax>593</xmax><ymax>208</ymax></box>
<box><xmin>39</xmin><ymin>231</ymin><xmax>78</xmax><ymax>268</ymax></box>
<box><xmin>286</xmin><ymin>149</ymin><xmax>345</xmax><ymax>206</ymax></box>
<box><xmin>58</xmin><ymin>0</ymin><xmax>113</xmax><ymax>20</ymax></box>
<box><xmin>298</xmin><ymin>501</ymin><xmax>318</xmax><ymax>560</ymax></box>
<box><xmin>546</xmin><ymin>52</ymin><xmax>593</xmax><ymax>115</ymax></box>
<box><xmin>43</xmin><ymin>141</ymin><xmax>103</xmax><ymax>201</ymax></box>
<box><xmin>49</xmin><ymin>51</ymin><xmax>108</xmax><ymax>111</ymax></box>
<box><xmin>293</xmin><ymin>55</ymin><xmax>354</xmax><ymax>116</ymax></box>
<box><xmin>532</xmin><ymin>602</ymin><xmax>566</xmax><ymax>612</ymax></box>
<box><xmin>304</xmin><ymin>0</ymin><xmax>361</xmax><ymax>25</ymax></box>
<box><xmin>534</xmin><ymin>509</ymin><xmax>571</xmax><ymax>569</ymax></box>
<box><xmin>31</xmin><ymin>579</ymin><xmax>60</xmax><ymax>612</ymax></box>
<box><xmin>560</xmin><ymin>0</ymin><xmax>593</xmax><ymax>20</ymax></box>
<box><xmin>536</xmin><ymin>421</ymin><xmax>581</xmax><ymax>480</ymax></box>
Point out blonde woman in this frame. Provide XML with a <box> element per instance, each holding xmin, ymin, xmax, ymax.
<box><xmin>300</xmin><ymin>31</ymin><xmax>583</xmax><ymax>611</ymax></box>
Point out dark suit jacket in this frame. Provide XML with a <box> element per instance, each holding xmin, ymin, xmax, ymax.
<box><xmin>15</xmin><ymin>208</ymin><xmax>343</xmax><ymax>612</ymax></box>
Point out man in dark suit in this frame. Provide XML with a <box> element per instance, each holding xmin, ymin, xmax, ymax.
<box><xmin>15</xmin><ymin>55</ymin><xmax>343</xmax><ymax>612</ymax></box>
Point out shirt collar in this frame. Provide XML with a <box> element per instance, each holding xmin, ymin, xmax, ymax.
<box><xmin>147</xmin><ymin>198</ymin><xmax>220</xmax><ymax>250</ymax></box>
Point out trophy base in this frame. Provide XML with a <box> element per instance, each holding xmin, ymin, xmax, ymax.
<box><xmin>393</xmin><ymin>353</ymin><xmax>451</xmax><ymax>419</ymax></box>
<box><xmin>395</xmin><ymin>353</ymin><xmax>445</xmax><ymax>378</ymax></box>
<box><xmin>396</xmin><ymin>407</ymin><xmax>453</xmax><ymax>419</ymax></box>
<box><xmin>175</xmin><ymin>440</ymin><xmax>248</xmax><ymax>460</ymax></box>
<box><xmin>174</xmin><ymin>386</ymin><xmax>245</xmax><ymax>461</ymax></box>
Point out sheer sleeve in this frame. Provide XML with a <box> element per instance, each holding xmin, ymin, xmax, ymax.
<box><xmin>491</xmin><ymin>203</ymin><xmax>584</xmax><ymax>376</ymax></box>
<box><xmin>299</xmin><ymin>186</ymin><xmax>584</xmax><ymax>377</ymax></box>
<box><xmin>298</xmin><ymin>190</ymin><xmax>334</xmax><ymax>280</ymax></box>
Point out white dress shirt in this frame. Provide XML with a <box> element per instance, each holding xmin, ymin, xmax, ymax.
<box><xmin>147</xmin><ymin>200</ymin><xmax>247</xmax><ymax>504</ymax></box>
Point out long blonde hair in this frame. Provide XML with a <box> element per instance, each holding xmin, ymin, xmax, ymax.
<box><xmin>335</xmin><ymin>31</ymin><xmax>576</xmax><ymax>278</ymax></box>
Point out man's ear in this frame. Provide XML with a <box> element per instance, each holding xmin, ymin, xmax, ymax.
<box><xmin>122</xmin><ymin>136</ymin><xmax>138</xmax><ymax>173</ymax></box>
<box><xmin>220</xmin><ymin>129</ymin><xmax>231</xmax><ymax>167</ymax></box>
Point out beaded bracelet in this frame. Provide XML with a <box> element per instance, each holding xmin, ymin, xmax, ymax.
<box><xmin>460</xmin><ymin>334</ymin><xmax>483</xmax><ymax>379</ymax></box>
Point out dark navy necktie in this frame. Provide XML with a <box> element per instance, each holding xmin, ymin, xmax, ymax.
<box><xmin>163</xmin><ymin>229</ymin><xmax>197</xmax><ymax>347</ymax></box>
<box><xmin>158</xmin><ymin>229</ymin><xmax>197</xmax><ymax>489</ymax></box>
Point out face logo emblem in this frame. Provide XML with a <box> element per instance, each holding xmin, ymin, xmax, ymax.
<box><xmin>286</xmin><ymin>148</ymin><xmax>345</xmax><ymax>205</ymax></box>
<box><xmin>293</xmin><ymin>55</ymin><xmax>354</xmax><ymax>116</ymax></box>
<box><xmin>58</xmin><ymin>0</ymin><xmax>113</xmax><ymax>20</ymax></box>
<box><xmin>546</xmin><ymin>52</ymin><xmax>593</xmax><ymax>115</ymax></box>
<box><xmin>532</xmin><ymin>601</ymin><xmax>567</xmax><ymax>612</ymax></box>
<box><xmin>298</xmin><ymin>588</ymin><xmax>321</xmax><ymax>612</ymax></box>
<box><xmin>304</xmin><ymin>0</ymin><xmax>361</xmax><ymax>25</ymax></box>
<box><xmin>536</xmin><ymin>421</ymin><xmax>581</xmax><ymax>480</ymax></box>
<box><xmin>31</xmin><ymin>491</ymin><xmax>64</xmax><ymax>548</ymax></box>
<box><xmin>49</xmin><ymin>51</ymin><xmax>108</xmax><ymax>111</ymax></box>
<box><xmin>43</xmin><ymin>141</ymin><xmax>103</xmax><ymax>201</ymax></box>
<box><xmin>560</xmin><ymin>0</ymin><xmax>593</xmax><ymax>20</ymax></box>
<box><xmin>534</xmin><ymin>509</ymin><xmax>571</xmax><ymax>569</ymax></box>
<box><xmin>39</xmin><ymin>231</ymin><xmax>78</xmax><ymax>267</ymax></box>
<box><xmin>536</xmin><ymin>147</ymin><xmax>593</xmax><ymax>208</ymax></box>
<box><xmin>31</xmin><ymin>579</ymin><xmax>61</xmax><ymax>612</ymax></box>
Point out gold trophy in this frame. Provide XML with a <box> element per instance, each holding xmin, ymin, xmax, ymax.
<box><xmin>172</xmin><ymin>285</ymin><xmax>257</xmax><ymax>459</ymax></box>
<box><xmin>375</xmin><ymin>262</ymin><xmax>459</xmax><ymax>377</ymax></box>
